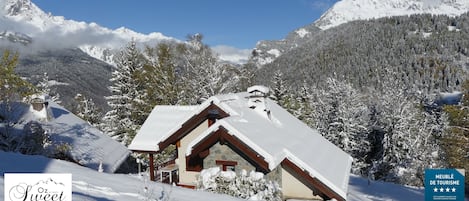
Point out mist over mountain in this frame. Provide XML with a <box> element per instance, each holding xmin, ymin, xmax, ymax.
<box><xmin>0</xmin><ymin>0</ymin><xmax>254</xmax><ymax>111</ymax></box>
<box><xmin>0</xmin><ymin>0</ymin><xmax>180</xmax><ymax>111</ymax></box>
<box><xmin>0</xmin><ymin>0</ymin><xmax>175</xmax><ymax>64</ymax></box>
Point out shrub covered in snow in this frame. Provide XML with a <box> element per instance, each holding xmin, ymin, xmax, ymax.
<box><xmin>0</xmin><ymin>121</ymin><xmax>50</xmax><ymax>155</ymax></box>
<box><xmin>196</xmin><ymin>167</ymin><xmax>281</xmax><ymax>201</ymax></box>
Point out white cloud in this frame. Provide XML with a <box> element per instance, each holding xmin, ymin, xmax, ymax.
<box><xmin>211</xmin><ymin>45</ymin><xmax>251</xmax><ymax>65</ymax></box>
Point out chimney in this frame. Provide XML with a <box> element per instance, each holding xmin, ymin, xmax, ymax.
<box><xmin>30</xmin><ymin>94</ymin><xmax>47</xmax><ymax>112</ymax></box>
<box><xmin>247</xmin><ymin>85</ymin><xmax>271</xmax><ymax>119</ymax></box>
<box><xmin>30</xmin><ymin>93</ymin><xmax>49</xmax><ymax>121</ymax></box>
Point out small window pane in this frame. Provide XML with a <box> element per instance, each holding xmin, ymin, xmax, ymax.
<box><xmin>226</xmin><ymin>165</ymin><xmax>235</xmax><ymax>171</ymax></box>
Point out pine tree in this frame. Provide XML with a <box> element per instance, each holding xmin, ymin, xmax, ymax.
<box><xmin>0</xmin><ymin>50</ymin><xmax>34</xmax><ymax>140</ymax></box>
<box><xmin>103</xmin><ymin>40</ymin><xmax>144</xmax><ymax>145</ymax></box>
<box><xmin>293</xmin><ymin>81</ymin><xmax>314</xmax><ymax>126</ymax></box>
<box><xmin>442</xmin><ymin>79</ymin><xmax>469</xmax><ymax>191</ymax></box>
<box><xmin>74</xmin><ymin>93</ymin><xmax>102</xmax><ymax>127</ymax></box>
<box><xmin>310</xmin><ymin>78</ymin><xmax>371</xmax><ymax>174</ymax></box>
<box><xmin>36</xmin><ymin>72</ymin><xmax>61</xmax><ymax>103</ymax></box>
<box><xmin>237</xmin><ymin>62</ymin><xmax>257</xmax><ymax>93</ymax></box>
<box><xmin>270</xmin><ymin>70</ymin><xmax>289</xmax><ymax>107</ymax></box>
<box><xmin>0</xmin><ymin>50</ymin><xmax>33</xmax><ymax>106</ymax></box>
<box><xmin>0</xmin><ymin>50</ymin><xmax>37</xmax><ymax>153</ymax></box>
<box><xmin>179</xmin><ymin>34</ymin><xmax>239</xmax><ymax>103</ymax></box>
<box><xmin>368</xmin><ymin>72</ymin><xmax>445</xmax><ymax>185</ymax></box>
<box><xmin>141</xmin><ymin>42</ymin><xmax>182</xmax><ymax>107</ymax></box>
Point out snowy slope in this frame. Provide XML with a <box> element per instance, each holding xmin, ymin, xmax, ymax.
<box><xmin>0</xmin><ymin>151</ymin><xmax>244</xmax><ymax>201</ymax></box>
<box><xmin>0</xmin><ymin>151</ymin><xmax>432</xmax><ymax>201</ymax></box>
<box><xmin>347</xmin><ymin>175</ymin><xmax>424</xmax><ymax>201</ymax></box>
<box><xmin>44</xmin><ymin>101</ymin><xmax>130</xmax><ymax>173</ymax></box>
<box><xmin>0</xmin><ymin>101</ymin><xmax>130</xmax><ymax>173</ymax></box>
<box><xmin>315</xmin><ymin>0</ymin><xmax>469</xmax><ymax>30</ymax></box>
<box><xmin>0</xmin><ymin>0</ymin><xmax>175</xmax><ymax>65</ymax></box>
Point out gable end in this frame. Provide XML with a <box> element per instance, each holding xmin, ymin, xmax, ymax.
<box><xmin>186</xmin><ymin>126</ymin><xmax>270</xmax><ymax>173</ymax></box>
<box><xmin>158</xmin><ymin>103</ymin><xmax>229</xmax><ymax>151</ymax></box>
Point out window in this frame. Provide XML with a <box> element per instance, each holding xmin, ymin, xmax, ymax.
<box><xmin>216</xmin><ymin>160</ymin><xmax>238</xmax><ymax>171</ymax></box>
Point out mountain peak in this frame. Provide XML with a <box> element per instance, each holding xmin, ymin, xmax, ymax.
<box><xmin>315</xmin><ymin>0</ymin><xmax>469</xmax><ymax>30</ymax></box>
<box><xmin>4</xmin><ymin>0</ymin><xmax>34</xmax><ymax>16</ymax></box>
<box><xmin>0</xmin><ymin>0</ymin><xmax>178</xmax><ymax>65</ymax></box>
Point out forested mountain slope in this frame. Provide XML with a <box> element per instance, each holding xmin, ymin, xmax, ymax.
<box><xmin>256</xmin><ymin>13</ymin><xmax>469</xmax><ymax>94</ymax></box>
<box><xmin>250</xmin><ymin>13</ymin><xmax>469</xmax><ymax>190</ymax></box>
<box><xmin>13</xmin><ymin>48</ymin><xmax>113</xmax><ymax>111</ymax></box>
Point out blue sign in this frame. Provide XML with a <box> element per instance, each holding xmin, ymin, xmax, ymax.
<box><xmin>425</xmin><ymin>169</ymin><xmax>465</xmax><ymax>201</ymax></box>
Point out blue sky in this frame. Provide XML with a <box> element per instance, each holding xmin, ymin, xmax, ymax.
<box><xmin>32</xmin><ymin>0</ymin><xmax>338</xmax><ymax>49</ymax></box>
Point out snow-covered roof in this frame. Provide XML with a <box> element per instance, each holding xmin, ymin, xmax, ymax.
<box><xmin>47</xmin><ymin>102</ymin><xmax>130</xmax><ymax>173</ymax></box>
<box><xmin>0</xmin><ymin>101</ymin><xmax>130</xmax><ymax>173</ymax></box>
<box><xmin>187</xmin><ymin>92</ymin><xmax>352</xmax><ymax>199</ymax></box>
<box><xmin>129</xmin><ymin>91</ymin><xmax>352</xmax><ymax>200</ymax></box>
<box><xmin>128</xmin><ymin>105</ymin><xmax>198</xmax><ymax>152</ymax></box>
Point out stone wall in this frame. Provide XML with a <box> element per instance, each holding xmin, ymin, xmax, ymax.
<box><xmin>203</xmin><ymin>142</ymin><xmax>286</xmax><ymax>198</ymax></box>
<box><xmin>203</xmin><ymin>142</ymin><xmax>255</xmax><ymax>172</ymax></box>
<box><xmin>203</xmin><ymin>142</ymin><xmax>283</xmax><ymax>184</ymax></box>
<box><xmin>266</xmin><ymin>165</ymin><xmax>282</xmax><ymax>187</ymax></box>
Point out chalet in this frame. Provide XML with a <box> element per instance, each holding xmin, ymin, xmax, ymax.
<box><xmin>128</xmin><ymin>86</ymin><xmax>352</xmax><ymax>201</ymax></box>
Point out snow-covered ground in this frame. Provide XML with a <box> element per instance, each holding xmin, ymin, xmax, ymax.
<box><xmin>0</xmin><ymin>151</ymin><xmax>431</xmax><ymax>201</ymax></box>
<box><xmin>1</xmin><ymin>101</ymin><xmax>130</xmax><ymax>173</ymax></box>
<box><xmin>348</xmin><ymin>175</ymin><xmax>423</xmax><ymax>201</ymax></box>
<box><xmin>0</xmin><ymin>151</ymin><xmax>243</xmax><ymax>201</ymax></box>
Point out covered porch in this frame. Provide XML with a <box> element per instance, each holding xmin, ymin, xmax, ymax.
<box><xmin>127</xmin><ymin>105</ymin><xmax>199</xmax><ymax>183</ymax></box>
<box><xmin>133</xmin><ymin>150</ymin><xmax>179</xmax><ymax>184</ymax></box>
<box><xmin>157</xmin><ymin>162</ymin><xmax>179</xmax><ymax>184</ymax></box>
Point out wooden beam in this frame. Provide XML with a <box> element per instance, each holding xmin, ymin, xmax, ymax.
<box><xmin>187</xmin><ymin>126</ymin><xmax>270</xmax><ymax>173</ymax></box>
<box><xmin>149</xmin><ymin>153</ymin><xmax>155</xmax><ymax>181</ymax></box>
<box><xmin>159</xmin><ymin>103</ymin><xmax>229</xmax><ymax>150</ymax></box>
<box><xmin>281</xmin><ymin>158</ymin><xmax>345</xmax><ymax>201</ymax></box>
<box><xmin>221</xmin><ymin>130</ymin><xmax>270</xmax><ymax>173</ymax></box>
<box><xmin>129</xmin><ymin>150</ymin><xmax>158</xmax><ymax>154</ymax></box>
<box><xmin>216</xmin><ymin>160</ymin><xmax>238</xmax><ymax>166</ymax></box>
<box><xmin>199</xmin><ymin>149</ymin><xmax>210</xmax><ymax>158</ymax></box>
